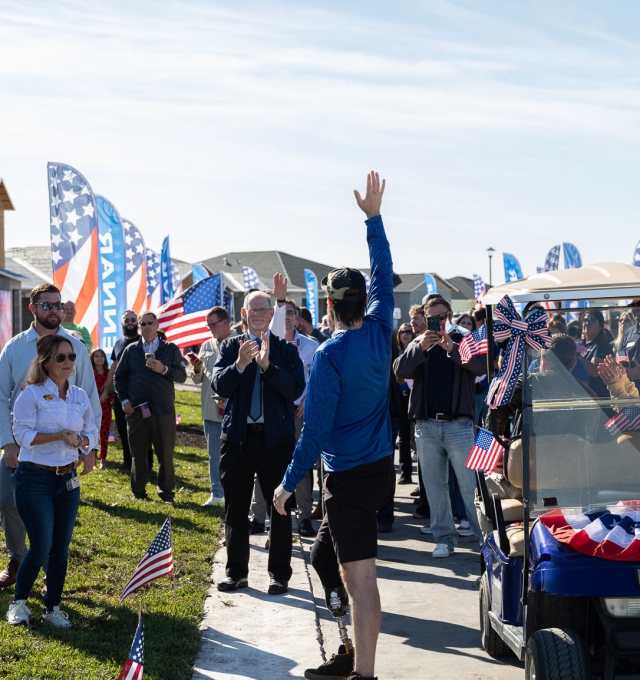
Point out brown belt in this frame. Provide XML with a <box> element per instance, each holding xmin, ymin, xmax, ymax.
<box><xmin>24</xmin><ymin>460</ymin><xmax>78</xmax><ymax>475</ymax></box>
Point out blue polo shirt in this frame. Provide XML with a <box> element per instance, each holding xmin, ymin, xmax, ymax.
<box><xmin>281</xmin><ymin>216</ymin><xmax>394</xmax><ymax>492</ymax></box>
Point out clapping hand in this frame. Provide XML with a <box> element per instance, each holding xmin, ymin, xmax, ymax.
<box><xmin>256</xmin><ymin>332</ymin><xmax>270</xmax><ymax>370</ymax></box>
<box><xmin>354</xmin><ymin>171</ymin><xmax>385</xmax><ymax>219</ymax></box>
<box><xmin>237</xmin><ymin>339</ymin><xmax>259</xmax><ymax>371</ymax></box>
<box><xmin>597</xmin><ymin>355</ymin><xmax>626</xmax><ymax>385</ymax></box>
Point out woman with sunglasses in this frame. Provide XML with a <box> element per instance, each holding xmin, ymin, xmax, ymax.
<box><xmin>615</xmin><ymin>312</ymin><xmax>634</xmax><ymax>352</ymax></box>
<box><xmin>580</xmin><ymin>310</ymin><xmax>614</xmax><ymax>397</ymax></box>
<box><xmin>90</xmin><ymin>348</ymin><xmax>113</xmax><ymax>469</ymax></box>
<box><xmin>6</xmin><ymin>335</ymin><xmax>98</xmax><ymax>628</ymax></box>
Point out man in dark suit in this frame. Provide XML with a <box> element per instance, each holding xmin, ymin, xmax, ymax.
<box><xmin>114</xmin><ymin>311</ymin><xmax>187</xmax><ymax>502</ymax></box>
<box><xmin>212</xmin><ymin>290</ymin><xmax>305</xmax><ymax>595</ymax></box>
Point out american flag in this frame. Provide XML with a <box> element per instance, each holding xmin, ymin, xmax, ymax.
<box><xmin>459</xmin><ymin>324</ymin><xmax>488</xmax><ymax>363</ymax></box>
<box><xmin>223</xmin><ymin>284</ymin><xmax>235</xmax><ymax>324</ymax></box>
<box><xmin>121</xmin><ymin>518</ymin><xmax>173</xmax><ymax>601</ymax></box>
<box><xmin>605</xmin><ymin>406</ymin><xmax>640</xmax><ymax>437</ymax></box>
<box><xmin>117</xmin><ymin>614</ymin><xmax>144</xmax><ymax>680</ymax></box>
<box><xmin>473</xmin><ymin>274</ymin><xmax>485</xmax><ymax>300</ymax></box>
<box><xmin>48</xmin><ymin>163</ymin><xmax>100</xmax><ymax>347</ymax></box>
<box><xmin>545</xmin><ymin>245</ymin><xmax>561</xmax><ymax>271</ymax></box>
<box><xmin>108</xmin><ymin>430</ymin><xmax>115</xmax><ymax>443</ymax></box>
<box><xmin>171</xmin><ymin>263</ymin><xmax>183</xmax><ymax>298</ymax></box>
<box><xmin>242</xmin><ymin>266</ymin><xmax>260</xmax><ymax>289</ymax></box>
<box><xmin>139</xmin><ymin>402</ymin><xmax>151</xmax><ymax>419</ymax></box>
<box><xmin>157</xmin><ymin>274</ymin><xmax>222</xmax><ymax>349</ymax></box>
<box><xmin>175</xmin><ymin>413</ymin><xmax>181</xmax><ymax>425</ymax></box>
<box><xmin>465</xmin><ymin>428</ymin><xmax>504</xmax><ymax>472</ymax></box>
<box><xmin>123</xmin><ymin>220</ymin><xmax>147</xmax><ymax>315</ymax></box>
<box><xmin>145</xmin><ymin>250</ymin><xmax>162</xmax><ymax>312</ymax></box>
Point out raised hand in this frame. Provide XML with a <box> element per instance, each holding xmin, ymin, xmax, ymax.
<box><xmin>266</xmin><ymin>272</ymin><xmax>288</xmax><ymax>302</ymax></box>
<box><xmin>354</xmin><ymin>171</ymin><xmax>385</xmax><ymax>219</ymax></box>
<box><xmin>256</xmin><ymin>332</ymin><xmax>270</xmax><ymax>370</ymax></box>
<box><xmin>597</xmin><ymin>354</ymin><xmax>626</xmax><ymax>385</ymax></box>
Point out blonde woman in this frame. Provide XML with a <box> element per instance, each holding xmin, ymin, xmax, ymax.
<box><xmin>6</xmin><ymin>335</ymin><xmax>97</xmax><ymax>628</ymax></box>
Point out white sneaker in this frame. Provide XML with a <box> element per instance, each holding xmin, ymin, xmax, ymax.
<box><xmin>457</xmin><ymin>520</ymin><xmax>474</xmax><ymax>537</ymax></box>
<box><xmin>420</xmin><ymin>524</ymin><xmax>432</xmax><ymax>535</ymax></box>
<box><xmin>42</xmin><ymin>606</ymin><xmax>71</xmax><ymax>628</ymax></box>
<box><xmin>432</xmin><ymin>543</ymin><xmax>454</xmax><ymax>558</ymax></box>
<box><xmin>7</xmin><ymin>600</ymin><xmax>31</xmax><ymax>625</ymax></box>
<box><xmin>203</xmin><ymin>494</ymin><xmax>223</xmax><ymax>506</ymax></box>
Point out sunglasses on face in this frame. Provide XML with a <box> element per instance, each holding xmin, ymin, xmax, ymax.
<box><xmin>428</xmin><ymin>312</ymin><xmax>449</xmax><ymax>321</ymax></box>
<box><xmin>139</xmin><ymin>321</ymin><xmax>155</xmax><ymax>327</ymax></box>
<box><xmin>35</xmin><ymin>302</ymin><xmax>63</xmax><ymax>311</ymax></box>
<box><xmin>400</xmin><ymin>329</ymin><xmax>412</xmax><ymax>334</ymax></box>
<box><xmin>582</xmin><ymin>318</ymin><xmax>598</xmax><ymax>325</ymax></box>
<box><xmin>54</xmin><ymin>353</ymin><xmax>77</xmax><ymax>363</ymax></box>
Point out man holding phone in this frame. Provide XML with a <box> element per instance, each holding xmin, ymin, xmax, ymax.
<box><xmin>394</xmin><ymin>297</ymin><xmax>485</xmax><ymax>558</ymax></box>
<box><xmin>114</xmin><ymin>311</ymin><xmax>187</xmax><ymax>502</ymax></box>
<box><xmin>188</xmin><ymin>306</ymin><xmax>235</xmax><ymax>506</ymax></box>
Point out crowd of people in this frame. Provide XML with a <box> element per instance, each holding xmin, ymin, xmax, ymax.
<box><xmin>0</xmin><ymin>173</ymin><xmax>638</xmax><ymax>680</ymax></box>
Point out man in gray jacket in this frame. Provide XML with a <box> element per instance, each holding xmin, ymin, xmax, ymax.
<box><xmin>189</xmin><ymin>306</ymin><xmax>235</xmax><ymax>506</ymax></box>
<box><xmin>394</xmin><ymin>297</ymin><xmax>485</xmax><ymax>558</ymax></box>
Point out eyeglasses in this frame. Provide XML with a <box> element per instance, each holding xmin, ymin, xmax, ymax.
<box><xmin>54</xmin><ymin>353</ymin><xmax>76</xmax><ymax>363</ymax></box>
<box><xmin>207</xmin><ymin>318</ymin><xmax>225</xmax><ymax>330</ymax></box>
<box><xmin>399</xmin><ymin>330</ymin><xmax>412</xmax><ymax>335</ymax></box>
<box><xmin>285</xmin><ymin>311</ymin><xmax>296</xmax><ymax>317</ymax></box>
<box><xmin>582</xmin><ymin>318</ymin><xmax>598</xmax><ymax>325</ymax></box>
<box><xmin>139</xmin><ymin>321</ymin><xmax>156</xmax><ymax>327</ymax></box>
<box><xmin>123</xmin><ymin>318</ymin><xmax>138</xmax><ymax>324</ymax></box>
<box><xmin>34</xmin><ymin>302</ymin><xmax>63</xmax><ymax>311</ymax></box>
<box><xmin>427</xmin><ymin>312</ymin><xmax>449</xmax><ymax>321</ymax></box>
<box><xmin>248</xmin><ymin>308</ymin><xmax>271</xmax><ymax>315</ymax></box>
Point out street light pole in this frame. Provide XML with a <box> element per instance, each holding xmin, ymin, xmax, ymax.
<box><xmin>487</xmin><ymin>247</ymin><xmax>496</xmax><ymax>287</ymax></box>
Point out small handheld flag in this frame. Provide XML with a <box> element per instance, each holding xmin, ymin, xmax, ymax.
<box><xmin>117</xmin><ymin>613</ymin><xmax>144</xmax><ymax>680</ymax></box>
<box><xmin>459</xmin><ymin>324</ymin><xmax>488</xmax><ymax>363</ymax></box>
<box><xmin>604</xmin><ymin>406</ymin><xmax>640</xmax><ymax>437</ymax></box>
<box><xmin>121</xmin><ymin>518</ymin><xmax>173</xmax><ymax>601</ymax></box>
<box><xmin>465</xmin><ymin>428</ymin><xmax>505</xmax><ymax>473</ymax></box>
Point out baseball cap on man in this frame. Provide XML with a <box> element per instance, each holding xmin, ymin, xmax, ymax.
<box><xmin>322</xmin><ymin>268</ymin><xmax>367</xmax><ymax>301</ymax></box>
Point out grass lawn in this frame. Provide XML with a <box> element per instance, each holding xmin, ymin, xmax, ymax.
<box><xmin>0</xmin><ymin>389</ymin><xmax>222</xmax><ymax>679</ymax></box>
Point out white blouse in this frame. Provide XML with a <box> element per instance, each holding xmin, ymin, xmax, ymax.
<box><xmin>12</xmin><ymin>378</ymin><xmax>99</xmax><ymax>466</ymax></box>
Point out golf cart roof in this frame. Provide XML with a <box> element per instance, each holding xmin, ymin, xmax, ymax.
<box><xmin>482</xmin><ymin>262</ymin><xmax>640</xmax><ymax>305</ymax></box>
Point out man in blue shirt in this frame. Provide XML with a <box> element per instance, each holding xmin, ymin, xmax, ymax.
<box><xmin>274</xmin><ymin>172</ymin><xmax>394</xmax><ymax>680</ymax></box>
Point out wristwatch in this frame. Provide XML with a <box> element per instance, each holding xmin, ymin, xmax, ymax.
<box><xmin>76</xmin><ymin>433</ymin><xmax>90</xmax><ymax>456</ymax></box>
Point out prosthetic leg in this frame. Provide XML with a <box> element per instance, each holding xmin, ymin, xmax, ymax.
<box><xmin>325</xmin><ymin>585</ymin><xmax>352</xmax><ymax>654</ymax></box>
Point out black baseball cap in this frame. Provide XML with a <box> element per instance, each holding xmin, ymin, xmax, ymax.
<box><xmin>321</xmin><ymin>268</ymin><xmax>367</xmax><ymax>301</ymax></box>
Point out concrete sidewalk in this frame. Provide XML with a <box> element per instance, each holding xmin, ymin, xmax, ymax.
<box><xmin>192</xmin><ymin>482</ymin><xmax>523</xmax><ymax>680</ymax></box>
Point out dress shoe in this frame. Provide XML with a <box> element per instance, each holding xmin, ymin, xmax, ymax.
<box><xmin>377</xmin><ymin>524</ymin><xmax>393</xmax><ymax>533</ymax></box>
<box><xmin>310</xmin><ymin>506</ymin><xmax>323</xmax><ymax>520</ymax></box>
<box><xmin>298</xmin><ymin>519</ymin><xmax>316</xmax><ymax>537</ymax></box>
<box><xmin>267</xmin><ymin>578</ymin><xmax>288</xmax><ymax>595</ymax></box>
<box><xmin>0</xmin><ymin>560</ymin><xmax>19</xmax><ymax>588</ymax></box>
<box><xmin>397</xmin><ymin>476</ymin><xmax>413</xmax><ymax>485</ymax></box>
<box><xmin>409</xmin><ymin>486</ymin><xmax>420</xmax><ymax>497</ymax></box>
<box><xmin>249</xmin><ymin>520</ymin><xmax>266</xmax><ymax>534</ymax></box>
<box><xmin>217</xmin><ymin>576</ymin><xmax>248</xmax><ymax>592</ymax></box>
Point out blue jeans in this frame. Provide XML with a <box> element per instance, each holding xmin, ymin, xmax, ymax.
<box><xmin>12</xmin><ymin>463</ymin><xmax>80</xmax><ymax>610</ymax></box>
<box><xmin>203</xmin><ymin>420</ymin><xmax>223</xmax><ymax>497</ymax></box>
<box><xmin>415</xmin><ymin>418</ymin><xmax>481</xmax><ymax>548</ymax></box>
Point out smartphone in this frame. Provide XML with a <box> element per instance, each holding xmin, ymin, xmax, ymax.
<box><xmin>427</xmin><ymin>316</ymin><xmax>441</xmax><ymax>333</ymax></box>
<box><xmin>186</xmin><ymin>352</ymin><xmax>198</xmax><ymax>362</ymax></box>
<box><xmin>145</xmin><ymin>352</ymin><xmax>155</xmax><ymax>366</ymax></box>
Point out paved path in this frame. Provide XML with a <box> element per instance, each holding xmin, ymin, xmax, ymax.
<box><xmin>192</xmin><ymin>481</ymin><xmax>524</xmax><ymax>680</ymax></box>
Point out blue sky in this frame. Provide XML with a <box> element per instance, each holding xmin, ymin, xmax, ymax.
<box><xmin>2</xmin><ymin>0</ymin><xmax>640</xmax><ymax>283</ymax></box>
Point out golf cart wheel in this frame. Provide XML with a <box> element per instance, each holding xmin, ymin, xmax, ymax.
<box><xmin>479</xmin><ymin>572</ymin><xmax>510</xmax><ymax>657</ymax></box>
<box><xmin>525</xmin><ymin>628</ymin><xmax>590</xmax><ymax>680</ymax></box>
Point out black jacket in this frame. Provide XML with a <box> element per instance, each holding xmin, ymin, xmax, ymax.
<box><xmin>394</xmin><ymin>332</ymin><xmax>486</xmax><ymax>421</ymax></box>
<box><xmin>212</xmin><ymin>333</ymin><xmax>305</xmax><ymax>447</ymax></box>
<box><xmin>114</xmin><ymin>338</ymin><xmax>187</xmax><ymax>416</ymax></box>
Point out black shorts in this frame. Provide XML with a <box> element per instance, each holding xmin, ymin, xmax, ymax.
<box><xmin>317</xmin><ymin>455</ymin><xmax>394</xmax><ymax>564</ymax></box>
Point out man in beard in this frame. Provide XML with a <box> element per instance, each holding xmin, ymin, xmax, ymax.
<box><xmin>0</xmin><ymin>284</ymin><xmax>100</xmax><ymax>587</ymax></box>
<box><xmin>103</xmin><ymin>311</ymin><xmax>143</xmax><ymax>472</ymax></box>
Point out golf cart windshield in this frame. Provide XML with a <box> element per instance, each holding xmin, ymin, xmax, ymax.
<box><xmin>523</xmin><ymin>303</ymin><xmax>640</xmax><ymax>515</ymax></box>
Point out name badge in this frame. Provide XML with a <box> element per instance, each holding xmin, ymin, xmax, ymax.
<box><xmin>66</xmin><ymin>475</ymin><xmax>80</xmax><ymax>492</ymax></box>
<box><xmin>628</xmin><ymin>342</ymin><xmax>636</xmax><ymax>348</ymax></box>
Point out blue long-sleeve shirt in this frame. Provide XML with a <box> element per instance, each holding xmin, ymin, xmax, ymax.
<box><xmin>282</xmin><ymin>215</ymin><xmax>394</xmax><ymax>492</ymax></box>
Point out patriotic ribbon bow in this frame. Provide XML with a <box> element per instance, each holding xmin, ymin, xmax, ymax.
<box><xmin>486</xmin><ymin>295</ymin><xmax>551</xmax><ymax>408</ymax></box>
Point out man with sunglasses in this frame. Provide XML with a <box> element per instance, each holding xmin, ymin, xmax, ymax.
<box><xmin>114</xmin><ymin>312</ymin><xmax>187</xmax><ymax>502</ymax></box>
<box><xmin>394</xmin><ymin>296</ymin><xmax>485</xmax><ymax>558</ymax></box>
<box><xmin>188</xmin><ymin>306</ymin><xmax>235</xmax><ymax>506</ymax></box>
<box><xmin>0</xmin><ymin>283</ymin><xmax>100</xmax><ymax>588</ymax></box>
